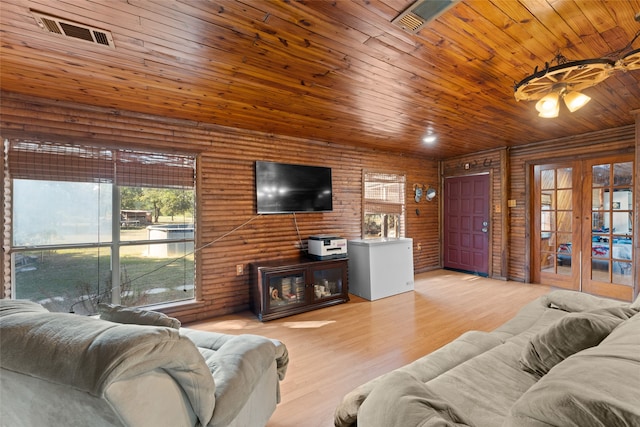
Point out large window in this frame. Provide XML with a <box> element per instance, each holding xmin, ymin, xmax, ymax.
<box><xmin>3</xmin><ymin>140</ymin><xmax>196</xmax><ymax>314</ymax></box>
<box><xmin>362</xmin><ymin>171</ymin><xmax>406</xmax><ymax>239</ymax></box>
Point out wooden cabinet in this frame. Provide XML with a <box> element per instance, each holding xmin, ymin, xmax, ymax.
<box><xmin>252</xmin><ymin>257</ymin><xmax>349</xmax><ymax>321</ymax></box>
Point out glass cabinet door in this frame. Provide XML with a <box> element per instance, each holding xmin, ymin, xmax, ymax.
<box><xmin>311</xmin><ymin>266</ymin><xmax>344</xmax><ymax>300</ymax></box>
<box><xmin>266</xmin><ymin>270</ymin><xmax>306</xmax><ymax>311</ymax></box>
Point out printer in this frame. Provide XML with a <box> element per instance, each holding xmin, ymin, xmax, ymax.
<box><xmin>307</xmin><ymin>235</ymin><xmax>347</xmax><ymax>260</ymax></box>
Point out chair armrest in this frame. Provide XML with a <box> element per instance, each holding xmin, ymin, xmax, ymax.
<box><xmin>180</xmin><ymin>328</ymin><xmax>289</xmax><ymax>380</ymax></box>
<box><xmin>180</xmin><ymin>328</ymin><xmax>289</xmax><ymax>426</ymax></box>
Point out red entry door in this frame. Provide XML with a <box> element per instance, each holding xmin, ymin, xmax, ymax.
<box><xmin>443</xmin><ymin>174</ymin><xmax>490</xmax><ymax>276</ymax></box>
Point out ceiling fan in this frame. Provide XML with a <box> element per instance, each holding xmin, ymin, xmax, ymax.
<box><xmin>514</xmin><ymin>14</ymin><xmax>640</xmax><ymax>118</ymax></box>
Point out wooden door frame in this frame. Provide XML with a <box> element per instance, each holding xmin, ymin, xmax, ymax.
<box><xmin>528</xmin><ymin>154</ymin><xmax>637</xmax><ymax>300</ymax></box>
<box><xmin>439</xmin><ymin>148</ymin><xmax>509</xmax><ymax>280</ymax></box>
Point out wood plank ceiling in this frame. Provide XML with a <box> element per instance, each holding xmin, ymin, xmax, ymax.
<box><xmin>1</xmin><ymin>0</ymin><xmax>639</xmax><ymax>159</ymax></box>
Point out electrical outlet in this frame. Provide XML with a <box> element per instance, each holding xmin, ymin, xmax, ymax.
<box><xmin>236</xmin><ymin>264</ymin><xmax>243</xmax><ymax>276</ymax></box>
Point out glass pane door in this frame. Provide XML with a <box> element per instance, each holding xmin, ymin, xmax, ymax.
<box><xmin>583</xmin><ymin>158</ymin><xmax>634</xmax><ymax>300</ymax></box>
<box><xmin>533</xmin><ymin>164</ymin><xmax>580</xmax><ymax>289</ymax></box>
<box><xmin>533</xmin><ymin>155</ymin><xmax>634</xmax><ymax>301</ymax></box>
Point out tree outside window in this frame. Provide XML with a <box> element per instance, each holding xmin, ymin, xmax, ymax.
<box><xmin>3</xmin><ymin>140</ymin><xmax>196</xmax><ymax>314</ymax></box>
<box><xmin>362</xmin><ymin>171</ymin><xmax>406</xmax><ymax>239</ymax></box>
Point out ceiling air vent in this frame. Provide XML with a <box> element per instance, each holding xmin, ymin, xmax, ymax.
<box><xmin>31</xmin><ymin>10</ymin><xmax>115</xmax><ymax>48</ymax></box>
<box><xmin>392</xmin><ymin>0</ymin><xmax>460</xmax><ymax>33</ymax></box>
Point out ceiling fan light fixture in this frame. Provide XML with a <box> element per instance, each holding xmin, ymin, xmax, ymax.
<box><xmin>563</xmin><ymin>91</ymin><xmax>591</xmax><ymax>112</ymax></box>
<box><xmin>535</xmin><ymin>92</ymin><xmax>560</xmax><ymax>117</ymax></box>
<box><xmin>513</xmin><ymin>30</ymin><xmax>640</xmax><ymax>117</ymax></box>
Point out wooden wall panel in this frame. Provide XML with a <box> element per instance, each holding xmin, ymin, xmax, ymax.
<box><xmin>0</xmin><ymin>91</ymin><xmax>439</xmax><ymax>322</ymax></box>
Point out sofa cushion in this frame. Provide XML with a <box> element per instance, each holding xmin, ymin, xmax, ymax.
<box><xmin>505</xmin><ymin>313</ymin><xmax>640</xmax><ymax>427</ymax></box>
<box><xmin>98</xmin><ymin>303</ymin><xmax>181</xmax><ymax>328</ymax></box>
<box><xmin>0</xmin><ymin>299</ymin><xmax>49</xmax><ymax>315</ymax></box>
<box><xmin>334</xmin><ymin>330</ymin><xmax>504</xmax><ymax>427</ymax></box>
<box><xmin>422</xmin><ymin>340</ymin><xmax>539</xmax><ymax>426</ymax></box>
<box><xmin>542</xmin><ymin>289</ymin><xmax>629</xmax><ymax>312</ymax></box>
<box><xmin>492</xmin><ymin>293</ymin><xmax>567</xmax><ymax>339</ymax></box>
<box><xmin>357</xmin><ymin>371</ymin><xmax>472</xmax><ymax>427</ymax></box>
<box><xmin>519</xmin><ymin>306</ymin><xmax>636</xmax><ymax>377</ymax></box>
<box><xmin>0</xmin><ymin>300</ymin><xmax>215</xmax><ymax>426</ymax></box>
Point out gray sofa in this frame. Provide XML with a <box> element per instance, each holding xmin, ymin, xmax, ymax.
<box><xmin>0</xmin><ymin>300</ymin><xmax>288</xmax><ymax>427</ymax></box>
<box><xmin>334</xmin><ymin>290</ymin><xmax>640</xmax><ymax>427</ymax></box>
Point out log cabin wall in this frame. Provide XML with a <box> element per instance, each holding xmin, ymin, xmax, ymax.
<box><xmin>0</xmin><ymin>91</ymin><xmax>439</xmax><ymax>322</ymax></box>
<box><xmin>508</xmin><ymin>125</ymin><xmax>636</xmax><ymax>283</ymax></box>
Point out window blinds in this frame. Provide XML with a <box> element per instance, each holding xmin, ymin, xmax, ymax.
<box><xmin>6</xmin><ymin>140</ymin><xmax>195</xmax><ymax>189</ymax></box>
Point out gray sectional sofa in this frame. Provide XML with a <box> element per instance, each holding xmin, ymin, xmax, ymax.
<box><xmin>0</xmin><ymin>300</ymin><xmax>288</xmax><ymax>427</ymax></box>
<box><xmin>334</xmin><ymin>290</ymin><xmax>640</xmax><ymax>427</ymax></box>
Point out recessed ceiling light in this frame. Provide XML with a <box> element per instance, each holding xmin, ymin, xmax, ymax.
<box><xmin>423</xmin><ymin>135</ymin><xmax>437</xmax><ymax>144</ymax></box>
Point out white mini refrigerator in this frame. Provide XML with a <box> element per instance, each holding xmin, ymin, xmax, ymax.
<box><xmin>347</xmin><ymin>238</ymin><xmax>414</xmax><ymax>301</ymax></box>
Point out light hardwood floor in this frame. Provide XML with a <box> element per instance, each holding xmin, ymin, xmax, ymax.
<box><xmin>185</xmin><ymin>269</ymin><xmax>551</xmax><ymax>427</ymax></box>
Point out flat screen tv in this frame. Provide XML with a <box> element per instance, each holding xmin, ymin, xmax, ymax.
<box><xmin>255</xmin><ymin>161</ymin><xmax>333</xmax><ymax>214</ymax></box>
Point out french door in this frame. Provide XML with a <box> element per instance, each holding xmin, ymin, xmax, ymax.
<box><xmin>533</xmin><ymin>155</ymin><xmax>635</xmax><ymax>301</ymax></box>
<box><xmin>533</xmin><ymin>162</ymin><xmax>581</xmax><ymax>289</ymax></box>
